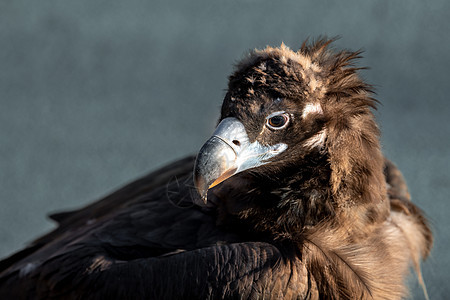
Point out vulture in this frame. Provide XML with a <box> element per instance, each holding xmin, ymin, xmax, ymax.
<box><xmin>0</xmin><ymin>39</ymin><xmax>433</xmax><ymax>299</ymax></box>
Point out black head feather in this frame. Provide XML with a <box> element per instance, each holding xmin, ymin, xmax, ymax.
<box><xmin>214</xmin><ymin>39</ymin><xmax>388</xmax><ymax>237</ymax></box>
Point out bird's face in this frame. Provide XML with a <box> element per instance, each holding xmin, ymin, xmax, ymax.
<box><xmin>194</xmin><ymin>55</ymin><xmax>328</xmax><ymax>202</ymax></box>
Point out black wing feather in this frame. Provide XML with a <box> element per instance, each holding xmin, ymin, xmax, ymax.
<box><xmin>1</xmin><ymin>242</ymin><xmax>311</xmax><ymax>300</ymax></box>
<box><xmin>0</xmin><ymin>156</ymin><xmax>312</xmax><ymax>299</ymax></box>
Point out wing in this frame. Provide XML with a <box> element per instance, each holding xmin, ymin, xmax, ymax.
<box><xmin>0</xmin><ymin>156</ymin><xmax>313</xmax><ymax>299</ymax></box>
<box><xmin>384</xmin><ymin>159</ymin><xmax>433</xmax><ymax>258</ymax></box>
<box><xmin>0</xmin><ymin>156</ymin><xmax>197</xmax><ymax>273</ymax></box>
<box><xmin>1</xmin><ymin>242</ymin><xmax>312</xmax><ymax>299</ymax></box>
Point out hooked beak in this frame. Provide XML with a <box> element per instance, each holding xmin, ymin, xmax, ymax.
<box><xmin>193</xmin><ymin>117</ymin><xmax>287</xmax><ymax>202</ymax></box>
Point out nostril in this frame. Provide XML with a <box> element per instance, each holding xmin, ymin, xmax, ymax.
<box><xmin>232</xmin><ymin>140</ymin><xmax>241</xmax><ymax>147</ymax></box>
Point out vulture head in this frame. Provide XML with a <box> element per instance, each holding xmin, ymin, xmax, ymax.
<box><xmin>195</xmin><ymin>39</ymin><xmax>410</xmax><ymax>239</ymax></box>
<box><xmin>193</xmin><ymin>39</ymin><xmax>432</xmax><ymax>298</ymax></box>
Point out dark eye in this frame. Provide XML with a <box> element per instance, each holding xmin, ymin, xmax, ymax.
<box><xmin>266</xmin><ymin>112</ymin><xmax>289</xmax><ymax>130</ymax></box>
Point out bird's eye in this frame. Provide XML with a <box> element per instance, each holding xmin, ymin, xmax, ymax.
<box><xmin>266</xmin><ymin>112</ymin><xmax>290</xmax><ymax>130</ymax></box>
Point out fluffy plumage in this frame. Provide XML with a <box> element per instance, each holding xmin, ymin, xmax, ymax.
<box><xmin>0</xmin><ymin>39</ymin><xmax>432</xmax><ymax>299</ymax></box>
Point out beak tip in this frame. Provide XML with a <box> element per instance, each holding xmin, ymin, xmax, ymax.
<box><xmin>193</xmin><ymin>171</ymin><xmax>209</xmax><ymax>204</ymax></box>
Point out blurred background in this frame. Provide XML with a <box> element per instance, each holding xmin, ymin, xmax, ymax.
<box><xmin>1</xmin><ymin>0</ymin><xmax>448</xmax><ymax>298</ymax></box>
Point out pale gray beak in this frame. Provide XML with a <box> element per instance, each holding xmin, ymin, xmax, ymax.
<box><xmin>193</xmin><ymin>117</ymin><xmax>287</xmax><ymax>202</ymax></box>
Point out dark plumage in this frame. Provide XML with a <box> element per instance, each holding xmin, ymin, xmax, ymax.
<box><xmin>0</xmin><ymin>39</ymin><xmax>432</xmax><ymax>299</ymax></box>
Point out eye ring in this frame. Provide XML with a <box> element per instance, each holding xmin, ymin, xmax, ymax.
<box><xmin>266</xmin><ymin>111</ymin><xmax>290</xmax><ymax>130</ymax></box>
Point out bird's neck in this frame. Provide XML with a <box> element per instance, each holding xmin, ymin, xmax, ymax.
<box><xmin>212</xmin><ymin>152</ymin><xmax>336</xmax><ymax>238</ymax></box>
<box><xmin>212</xmin><ymin>149</ymin><xmax>388</xmax><ymax>241</ymax></box>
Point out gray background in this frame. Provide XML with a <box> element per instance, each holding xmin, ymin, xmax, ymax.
<box><xmin>0</xmin><ymin>1</ymin><xmax>448</xmax><ymax>298</ymax></box>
